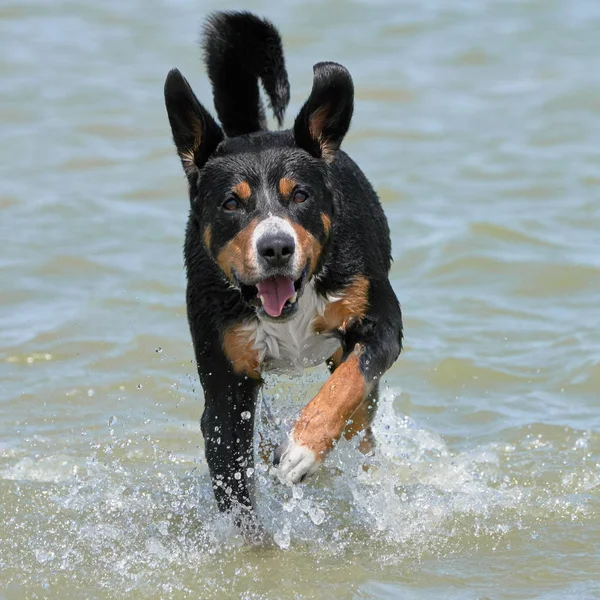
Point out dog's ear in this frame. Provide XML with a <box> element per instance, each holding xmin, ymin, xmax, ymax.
<box><xmin>164</xmin><ymin>69</ymin><xmax>224</xmax><ymax>175</ymax></box>
<box><xmin>293</xmin><ymin>62</ymin><xmax>354</xmax><ymax>162</ymax></box>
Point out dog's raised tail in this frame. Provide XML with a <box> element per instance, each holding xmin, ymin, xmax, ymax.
<box><xmin>203</xmin><ymin>11</ymin><xmax>290</xmax><ymax>138</ymax></box>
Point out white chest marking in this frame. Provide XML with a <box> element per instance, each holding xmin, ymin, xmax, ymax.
<box><xmin>244</xmin><ymin>282</ymin><xmax>341</xmax><ymax>375</ymax></box>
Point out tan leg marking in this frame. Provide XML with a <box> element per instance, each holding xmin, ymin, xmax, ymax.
<box><xmin>312</xmin><ymin>276</ymin><xmax>370</xmax><ymax>335</ymax></box>
<box><xmin>232</xmin><ymin>181</ymin><xmax>252</xmax><ymax>201</ymax></box>
<box><xmin>216</xmin><ymin>218</ymin><xmax>259</xmax><ymax>282</ymax></box>
<box><xmin>292</xmin><ymin>346</ymin><xmax>370</xmax><ymax>458</ymax></box>
<box><xmin>343</xmin><ymin>400</ymin><xmax>375</xmax><ymax>454</ymax></box>
<box><xmin>222</xmin><ymin>322</ymin><xmax>261</xmax><ymax>379</ymax></box>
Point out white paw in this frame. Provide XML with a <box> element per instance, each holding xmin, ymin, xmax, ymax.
<box><xmin>274</xmin><ymin>436</ymin><xmax>320</xmax><ymax>484</ymax></box>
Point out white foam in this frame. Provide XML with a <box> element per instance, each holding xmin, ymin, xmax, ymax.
<box><xmin>0</xmin><ymin>385</ymin><xmax>595</xmax><ymax>594</ymax></box>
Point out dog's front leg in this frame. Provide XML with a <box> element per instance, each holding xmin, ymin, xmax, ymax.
<box><xmin>274</xmin><ymin>346</ymin><xmax>370</xmax><ymax>483</ymax></box>
<box><xmin>199</xmin><ymin>365</ymin><xmax>263</xmax><ymax>539</ymax></box>
<box><xmin>275</xmin><ymin>279</ymin><xmax>402</xmax><ymax>483</ymax></box>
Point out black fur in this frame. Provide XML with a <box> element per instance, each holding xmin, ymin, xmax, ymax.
<box><xmin>203</xmin><ymin>11</ymin><xmax>290</xmax><ymax>137</ymax></box>
<box><xmin>164</xmin><ymin>11</ymin><xmax>403</xmax><ymax>541</ymax></box>
<box><xmin>164</xmin><ymin>69</ymin><xmax>223</xmax><ymax>171</ymax></box>
<box><xmin>294</xmin><ymin>62</ymin><xmax>354</xmax><ymax>159</ymax></box>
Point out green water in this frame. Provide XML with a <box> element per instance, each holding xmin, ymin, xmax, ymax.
<box><xmin>1</xmin><ymin>0</ymin><xmax>599</xmax><ymax>598</ymax></box>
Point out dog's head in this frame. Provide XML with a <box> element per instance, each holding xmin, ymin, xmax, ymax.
<box><xmin>165</xmin><ymin>62</ymin><xmax>354</xmax><ymax>322</ymax></box>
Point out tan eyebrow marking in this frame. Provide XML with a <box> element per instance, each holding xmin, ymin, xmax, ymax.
<box><xmin>233</xmin><ymin>181</ymin><xmax>252</xmax><ymax>201</ymax></box>
<box><xmin>278</xmin><ymin>177</ymin><xmax>296</xmax><ymax>197</ymax></box>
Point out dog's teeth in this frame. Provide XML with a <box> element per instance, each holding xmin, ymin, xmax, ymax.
<box><xmin>290</xmin><ymin>292</ymin><xmax>298</xmax><ymax>304</ymax></box>
<box><xmin>259</xmin><ymin>295</ymin><xmax>265</xmax><ymax>305</ymax></box>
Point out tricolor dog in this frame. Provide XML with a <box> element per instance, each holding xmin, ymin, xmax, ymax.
<box><xmin>164</xmin><ymin>11</ymin><xmax>403</xmax><ymax>538</ymax></box>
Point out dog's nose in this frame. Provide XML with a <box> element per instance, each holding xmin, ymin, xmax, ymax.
<box><xmin>257</xmin><ymin>233</ymin><xmax>295</xmax><ymax>268</ymax></box>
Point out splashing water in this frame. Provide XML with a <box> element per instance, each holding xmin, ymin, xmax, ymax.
<box><xmin>1</xmin><ymin>372</ymin><xmax>597</xmax><ymax>598</ymax></box>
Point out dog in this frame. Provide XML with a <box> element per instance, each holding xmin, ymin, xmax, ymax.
<box><xmin>164</xmin><ymin>11</ymin><xmax>403</xmax><ymax>538</ymax></box>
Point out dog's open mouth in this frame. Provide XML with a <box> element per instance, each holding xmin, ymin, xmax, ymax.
<box><xmin>255</xmin><ymin>276</ymin><xmax>297</xmax><ymax>317</ymax></box>
<box><xmin>240</xmin><ymin>269</ymin><xmax>307</xmax><ymax>320</ymax></box>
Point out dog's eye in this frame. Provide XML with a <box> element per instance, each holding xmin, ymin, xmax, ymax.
<box><xmin>293</xmin><ymin>190</ymin><xmax>309</xmax><ymax>204</ymax></box>
<box><xmin>223</xmin><ymin>197</ymin><xmax>239</xmax><ymax>211</ymax></box>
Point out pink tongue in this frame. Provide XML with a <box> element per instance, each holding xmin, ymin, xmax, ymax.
<box><xmin>256</xmin><ymin>276</ymin><xmax>295</xmax><ymax>317</ymax></box>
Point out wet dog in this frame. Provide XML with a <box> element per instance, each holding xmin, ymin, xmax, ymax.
<box><xmin>164</xmin><ymin>11</ymin><xmax>402</xmax><ymax>539</ymax></box>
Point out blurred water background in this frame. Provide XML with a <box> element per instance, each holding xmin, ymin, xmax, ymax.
<box><xmin>1</xmin><ymin>0</ymin><xmax>599</xmax><ymax>598</ymax></box>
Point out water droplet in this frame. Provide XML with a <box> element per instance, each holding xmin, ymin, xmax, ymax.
<box><xmin>146</xmin><ymin>538</ymin><xmax>165</xmax><ymax>556</ymax></box>
<box><xmin>309</xmin><ymin>506</ymin><xmax>325</xmax><ymax>525</ymax></box>
<box><xmin>273</xmin><ymin>530</ymin><xmax>290</xmax><ymax>549</ymax></box>
<box><xmin>155</xmin><ymin>347</ymin><xmax>162</xmax><ymax>353</ymax></box>
<box><xmin>246</xmin><ymin>467</ymin><xmax>254</xmax><ymax>477</ymax></box>
<box><xmin>108</xmin><ymin>416</ymin><xmax>117</xmax><ymax>427</ymax></box>
<box><xmin>241</xmin><ymin>411</ymin><xmax>252</xmax><ymax>420</ymax></box>
<box><xmin>87</xmin><ymin>389</ymin><xmax>95</xmax><ymax>398</ymax></box>
<box><xmin>35</xmin><ymin>549</ymin><xmax>54</xmax><ymax>563</ymax></box>
<box><xmin>137</xmin><ymin>384</ymin><xmax>142</xmax><ymax>389</ymax></box>
<box><xmin>234</xmin><ymin>472</ymin><xmax>241</xmax><ymax>480</ymax></box>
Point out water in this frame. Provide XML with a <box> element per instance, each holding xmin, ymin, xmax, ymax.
<box><xmin>1</xmin><ymin>0</ymin><xmax>599</xmax><ymax>598</ymax></box>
